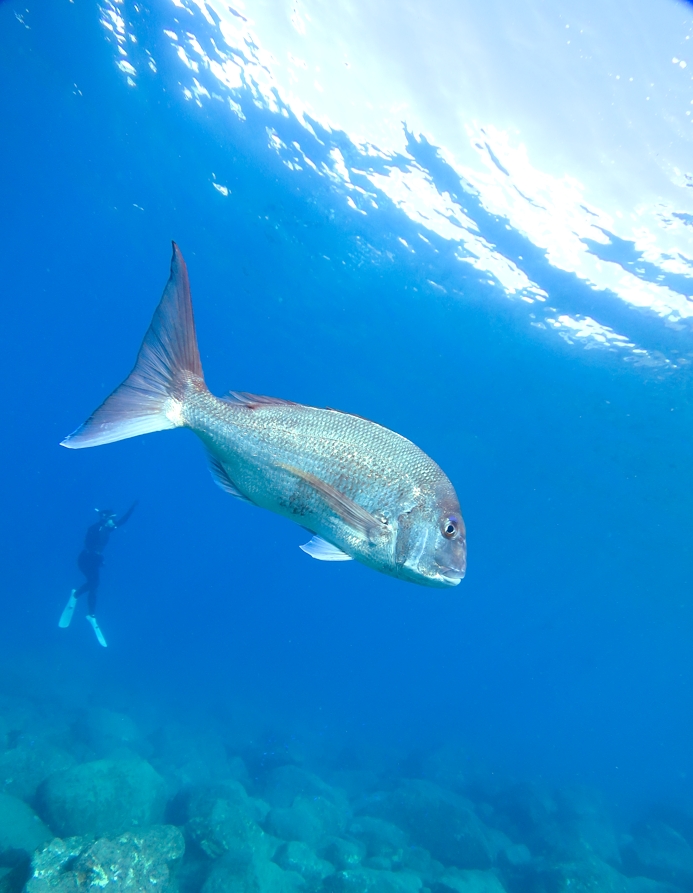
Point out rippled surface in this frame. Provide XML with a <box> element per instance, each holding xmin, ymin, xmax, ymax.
<box><xmin>101</xmin><ymin>0</ymin><xmax>693</xmax><ymax>366</ymax></box>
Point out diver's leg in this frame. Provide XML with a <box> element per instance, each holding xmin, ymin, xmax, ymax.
<box><xmin>87</xmin><ymin>583</ymin><xmax>97</xmax><ymax>617</ymax></box>
<box><xmin>66</xmin><ymin>551</ymin><xmax>94</xmax><ymax>626</ymax></box>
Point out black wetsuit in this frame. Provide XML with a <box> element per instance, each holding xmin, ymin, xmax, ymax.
<box><xmin>75</xmin><ymin>504</ymin><xmax>136</xmax><ymax>614</ymax></box>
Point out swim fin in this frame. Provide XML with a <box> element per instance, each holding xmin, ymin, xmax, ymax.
<box><xmin>59</xmin><ymin>590</ymin><xmax>77</xmax><ymax>628</ymax></box>
<box><xmin>86</xmin><ymin>614</ymin><xmax>108</xmax><ymax>648</ymax></box>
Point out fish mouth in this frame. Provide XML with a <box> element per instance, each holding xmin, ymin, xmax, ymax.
<box><xmin>436</xmin><ymin>565</ymin><xmax>465</xmax><ymax>586</ymax></box>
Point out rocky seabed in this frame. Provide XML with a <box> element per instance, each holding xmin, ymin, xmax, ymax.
<box><xmin>0</xmin><ymin>688</ymin><xmax>690</xmax><ymax>893</ymax></box>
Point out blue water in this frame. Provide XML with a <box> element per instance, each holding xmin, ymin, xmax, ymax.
<box><xmin>3</xmin><ymin>0</ymin><xmax>693</xmax><ymax>876</ymax></box>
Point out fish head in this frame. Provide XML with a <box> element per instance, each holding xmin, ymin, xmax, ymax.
<box><xmin>395</xmin><ymin>481</ymin><xmax>466</xmax><ymax>588</ymax></box>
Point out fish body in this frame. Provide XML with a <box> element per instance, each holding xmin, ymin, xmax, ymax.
<box><xmin>62</xmin><ymin>244</ymin><xmax>466</xmax><ymax>588</ymax></box>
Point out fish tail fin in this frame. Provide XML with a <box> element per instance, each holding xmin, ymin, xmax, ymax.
<box><xmin>61</xmin><ymin>242</ymin><xmax>205</xmax><ymax>449</ymax></box>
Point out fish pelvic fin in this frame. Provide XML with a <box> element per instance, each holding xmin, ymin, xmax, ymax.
<box><xmin>300</xmin><ymin>535</ymin><xmax>353</xmax><ymax>561</ymax></box>
<box><xmin>61</xmin><ymin>243</ymin><xmax>205</xmax><ymax>449</ymax></box>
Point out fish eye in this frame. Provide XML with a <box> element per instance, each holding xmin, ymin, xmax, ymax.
<box><xmin>442</xmin><ymin>517</ymin><xmax>459</xmax><ymax>539</ymax></box>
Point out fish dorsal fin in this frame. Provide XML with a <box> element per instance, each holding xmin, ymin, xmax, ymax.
<box><xmin>300</xmin><ymin>536</ymin><xmax>353</xmax><ymax>561</ymax></box>
<box><xmin>224</xmin><ymin>391</ymin><xmax>297</xmax><ymax>408</ymax></box>
<box><xmin>206</xmin><ymin>451</ymin><xmax>254</xmax><ymax>503</ymax></box>
<box><xmin>325</xmin><ymin>407</ymin><xmax>376</xmax><ymax>424</ymax></box>
<box><xmin>279</xmin><ymin>463</ymin><xmax>387</xmax><ymax>542</ymax></box>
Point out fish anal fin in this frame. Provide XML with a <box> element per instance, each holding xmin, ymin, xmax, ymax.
<box><xmin>300</xmin><ymin>536</ymin><xmax>353</xmax><ymax>561</ymax></box>
<box><xmin>280</xmin><ymin>463</ymin><xmax>387</xmax><ymax>542</ymax></box>
<box><xmin>207</xmin><ymin>451</ymin><xmax>253</xmax><ymax>503</ymax></box>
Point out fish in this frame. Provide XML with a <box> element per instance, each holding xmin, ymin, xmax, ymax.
<box><xmin>61</xmin><ymin>243</ymin><xmax>466</xmax><ymax>588</ymax></box>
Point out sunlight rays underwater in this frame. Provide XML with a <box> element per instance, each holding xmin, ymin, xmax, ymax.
<box><xmin>99</xmin><ymin>0</ymin><xmax>693</xmax><ymax>370</ymax></box>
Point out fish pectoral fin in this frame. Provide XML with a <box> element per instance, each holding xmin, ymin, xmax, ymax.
<box><xmin>279</xmin><ymin>464</ymin><xmax>387</xmax><ymax>543</ymax></box>
<box><xmin>206</xmin><ymin>451</ymin><xmax>254</xmax><ymax>503</ymax></box>
<box><xmin>299</xmin><ymin>536</ymin><xmax>353</xmax><ymax>561</ymax></box>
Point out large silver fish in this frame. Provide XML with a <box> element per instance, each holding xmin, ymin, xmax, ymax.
<box><xmin>62</xmin><ymin>244</ymin><xmax>466</xmax><ymax>587</ymax></box>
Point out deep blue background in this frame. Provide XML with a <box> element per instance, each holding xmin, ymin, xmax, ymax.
<box><xmin>2</xmin><ymin>0</ymin><xmax>693</xmax><ymax>817</ymax></box>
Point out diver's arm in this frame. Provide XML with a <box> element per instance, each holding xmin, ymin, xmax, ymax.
<box><xmin>115</xmin><ymin>501</ymin><xmax>138</xmax><ymax>528</ymax></box>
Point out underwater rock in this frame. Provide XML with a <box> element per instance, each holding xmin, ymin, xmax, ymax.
<box><xmin>489</xmin><ymin>783</ymin><xmax>558</xmax><ymax>857</ymax></box>
<box><xmin>421</xmin><ymin>744</ymin><xmax>490</xmax><ymax>799</ymax></box>
<box><xmin>0</xmin><ymin>741</ymin><xmax>75</xmax><ymax>804</ymax></box>
<box><xmin>77</xmin><ymin>709</ymin><xmax>142</xmax><ymax>758</ymax></box>
<box><xmin>228</xmin><ymin>756</ymin><xmax>254</xmax><ymax>790</ymax></box>
<box><xmin>173</xmin><ymin>851</ymin><xmax>213</xmax><ymax>893</ymax></box>
<box><xmin>362</xmin><ymin>858</ymin><xmax>391</xmax><ymax>871</ymax></box>
<box><xmin>273</xmin><ymin>840</ymin><xmax>335</xmax><ymax>888</ymax></box>
<box><xmin>0</xmin><ymin>793</ymin><xmax>51</xmax><ymax>867</ymax></box>
<box><xmin>505</xmin><ymin>855</ymin><xmax>631</xmax><ymax>893</ymax></box>
<box><xmin>265</xmin><ymin>767</ymin><xmax>349</xmax><ymax>812</ymax></box>
<box><xmin>266</xmin><ymin>796</ymin><xmax>349</xmax><ymax>849</ymax></box>
<box><xmin>621</xmin><ymin>820</ymin><xmax>693</xmax><ymax>888</ymax></box>
<box><xmin>0</xmin><ymin>861</ymin><xmax>30</xmax><ymax>893</ymax></box>
<box><xmin>320</xmin><ymin>837</ymin><xmax>367</xmax><ymax>870</ymax></box>
<box><xmin>554</xmin><ymin>787</ymin><xmax>621</xmax><ymax>865</ymax></box>
<box><xmin>37</xmin><ymin>757</ymin><xmax>166</xmax><ymax>838</ymax></box>
<box><xmin>348</xmin><ymin>818</ymin><xmax>407</xmax><ymax>862</ymax></box>
<box><xmin>0</xmin><ymin>697</ymin><xmax>38</xmax><ymax>750</ymax></box>
<box><xmin>645</xmin><ymin>805</ymin><xmax>693</xmax><ymax>850</ymax></box>
<box><xmin>323</xmin><ymin>866</ymin><xmax>422</xmax><ymax>893</ymax></box>
<box><xmin>359</xmin><ymin>781</ymin><xmax>499</xmax><ymax>869</ymax></box>
<box><xmin>399</xmin><ymin>845</ymin><xmax>443</xmax><ymax>884</ymax></box>
<box><xmin>627</xmin><ymin>877</ymin><xmax>687</xmax><ymax>893</ymax></box>
<box><xmin>187</xmin><ymin>780</ymin><xmax>274</xmax><ymax>861</ymax></box>
<box><xmin>25</xmin><ymin>824</ymin><xmax>184</xmax><ymax>893</ymax></box>
<box><xmin>193</xmin><ymin>779</ymin><xmax>270</xmax><ymax>826</ymax></box>
<box><xmin>496</xmin><ymin>843</ymin><xmax>531</xmax><ymax>869</ymax></box>
<box><xmin>151</xmin><ymin>723</ymin><xmax>234</xmax><ymax>790</ymax></box>
<box><xmin>421</xmin><ymin>745</ymin><xmax>470</xmax><ymax>795</ymax></box>
<box><xmin>432</xmin><ymin>868</ymin><xmax>506</xmax><ymax>893</ymax></box>
<box><xmin>263</xmin><ymin>767</ymin><xmax>351</xmax><ymax>851</ymax></box>
<box><xmin>490</xmin><ymin>783</ymin><xmax>620</xmax><ymax>865</ymax></box>
<box><xmin>22</xmin><ymin>836</ymin><xmax>87</xmax><ymax>893</ymax></box>
<box><xmin>201</xmin><ymin>850</ymin><xmax>304</xmax><ymax>893</ymax></box>
<box><xmin>241</xmin><ymin>735</ymin><xmax>307</xmax><ymax>786</ymax></box>
<box><xmin>327</xmin><ymin>771</ymin><xmax>382</xmax><ymax>802</ymax></box>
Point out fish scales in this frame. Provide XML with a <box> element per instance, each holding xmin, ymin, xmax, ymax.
<box><xmin>199</xmin><ymin>398</ymin><xmax>427</xmax><ymax>490</ymax></box>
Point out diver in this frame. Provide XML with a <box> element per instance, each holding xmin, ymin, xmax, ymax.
<box><xmin>59</xmin><ymin>502</ymin><xmax>137</xmax><ymax>647</ymax></box>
